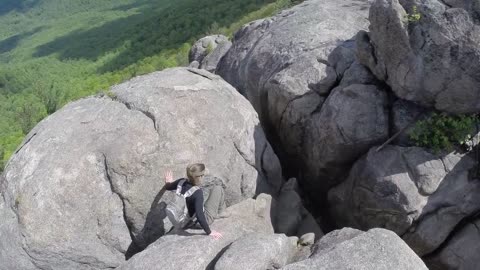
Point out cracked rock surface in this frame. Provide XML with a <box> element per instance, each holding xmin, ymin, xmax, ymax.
<box><xmin>117</xmin><ymin>194</ymin><xmax>277</xmax><ymax>270</ymax></box>
<box><xmin>425</xmin><ymin>217</ymin><xmax>480</xmax><ymax>270</ymax></box>
<box><xmin>282</xmin><ymin>228</ymin><xmax>428</xmax><ymax>270</ymax></box>
<box><xmin>0</xmin><ymin>67</ymin><xmax>282</xmax><ymax>269</ymax></box>
<box><xmin>357</xmin><ymin>0</ymin><xmax>480</xmax><ymax>113</ymax></box>
<box><xmin>329</xmin><ymin>145</ymin><xmax>480</xmax><ymax>257</ymax></box>
<box><xmin>217</xmin><ymin>0</ymin><xmax>383</xmax><ymax>192</ymax></box>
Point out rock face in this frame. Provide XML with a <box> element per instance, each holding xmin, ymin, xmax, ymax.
<box><xmin>188</xmin><ymin>35</ymin><xmax>232</xmax><ymax>73</ymax></box>
<box><xmin>121</xmin><ymin>221</ymin><xmax>427</xmax><ymax>270</ymax></box>
<box><xmin>329</xmin><ymin>145</ymin><xmax>480</xmax><ymax>256</ymax></box>
<box><xmin>391</xmin><ymin>99</ymin><xmax>428</xmax><ymax>146</ymax></box>
<box><xmin>273</xmin><ymin>178</ymin><xmax>323</xmax><ymax>239</ymax></box>
<box><xmin>426</xmin><ymin>218</ymin><xmax>480</xmax><ymax>270</ymax></box>
<box><xmin>213</xmin><ymin>233</ymin><xmax>297</xmax><ymax>270</ymax></box>
<box><xmin>0</xmin><ymin>67</ymin><xmax>283</xmax><ymax>269</ymax></box>
<box><xmin>0</xmin><ymin>191</ymin><xmax>37</xmax><ymax>270</ymax></box>
<box><xmin>217</xmin><ymin>0</ymin><xmax>385</xmax><ymax>193</ymax></box>
<box><xmin>357</xmin><ymin>0</ymin><xmax>480</xmax><ymax>113</ymax></box>
<box><xmin>118</xmin><ymin>194</ymin><xmax>319</xmax><ymax>270</ymax></box>
<box><xmin>282</xmin><ymin>228</ymin><xmax>428</xmax><ymax>270</ymax></box>
<box><xmin>303</xmin><ymin>83</ymin><xmax>389</xmax><ymax>190</ymax></box>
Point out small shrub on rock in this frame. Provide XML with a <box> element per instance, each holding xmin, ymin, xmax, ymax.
<box><xmin>409</xmin><ymin>112</ymin><xmax>478</xmax><ymax>152</ymax></box>
<box><xmin>405</xmin><ymin>5</ymin><xmax>421</xmax><ymax>23</ymax></box>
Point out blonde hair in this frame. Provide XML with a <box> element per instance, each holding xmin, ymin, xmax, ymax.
<box><xmin>186</xmin><ymin>163</ymin><xmax>205</xmax><ymax>186</ymax></box>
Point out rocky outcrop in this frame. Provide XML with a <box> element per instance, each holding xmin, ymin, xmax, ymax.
<box><xmin>3</xmin><ymin>0</ymin><xmax>479</xmax><ymax>268</ymax></box>
<box><xmin>282</xmin><ymin>228</ymin><xmax>428</xmax><ymax>270</ymax></box>
<box><xmin>117</xmin><ymin>194</ymin><xmax>277</xmax><ymax>270</ymax></box>
<box><xmin>188</xmin><ymin>35</ymin><xmax>232</xmax><ymax>73</ymax></box>
<box><xmin>213</xmin><ymin>233</ymin><xmax>297</xmax><ymax>270</ymax></box>
<box><xmin>0</xmin><ymin>67</ymin><xmax>283</xmax><ymax>269</ymax></box>
<box><xmin>217</xmin><ymin>0</ymin><xmax>385</xmax><ymax>193</ymax></box>
<box><xmin>357</xmin><ymin>0</ymin><xmax>480</xmax><ymax>113</ymax></box>
<box><xmin>117</xmin><ymin>196</ymin><xmax>426</xmax><ymax>270</ymax></box>
<box><xmin>426</xmin><ymin>217</ymin><xmax>480</xmax><ymax>270</ymax></box>
<box><xmin>329</xmin><ymin>145</ymin><xmax>480</xmax><ymax>257</ymax></box>
<box><xmin>303</xmin><ymin>83</ymin><xmax>389</xmax><ymax>190</ymax></box>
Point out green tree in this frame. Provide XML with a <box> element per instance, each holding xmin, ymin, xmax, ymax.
<box><xmin>0</xmin><ymin>0</ymin><xmax>299</xmax><ymax>172</ymax></box>
<box><xmin>10</xmin><ymin>94</ymin><xmax>48</xmax><ymax>134</ymax></box>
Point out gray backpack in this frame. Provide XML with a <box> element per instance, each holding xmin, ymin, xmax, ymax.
<box><xmin>166</xmin><ymin>179</ymin><xmax>200</xmax><ymax>229</ymax></box>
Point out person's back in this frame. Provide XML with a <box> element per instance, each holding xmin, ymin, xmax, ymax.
<box><xmin>164</xmin><ymin>163</ymin><xmax>224</xmax><ymax>240</ymax></box>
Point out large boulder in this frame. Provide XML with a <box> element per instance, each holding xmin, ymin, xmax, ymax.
<box><xmin>0</xmin><ymin>67</ymin><xmax>283</xmax><ymax>269</ymax></box>
<box><xmin>302</xmin><ymin>83</ymin><xmax>389</xmax><ymax>191</ymax></box>
<box><xmin>214</xmin><ymin>233</ymin><xmax>298</xmax><ymax>270</ymax></box>
<box><xmin>116</xmin><ymin>194</ymin><xmax>275</xmax><ymax>270</ymax></box>
<box><xmin>426</xmin><ymin>218</ymin><xmax>480</xmax><ymax>270</ymax></box>
<box><xmin>329</xmin><ymin>145</ymin><xmax>480</xmax><ymax>256</ymax></box>
<box><xmin>357</xmin><ymin>0</ymin><xmax>480</xmax><ymax>113</ymax></box>
<box><xmin>282</xmin><ymin>228</ymin><xmax>428</xmax><ymax>270</ymax></box>
<box><xmin>217</xmin><ymin>0</ymin><xmax>383</xmax><ymax>192</ymax></box>
<box><xmin>188</xmin><ymin>35</ymin><xmax>232</xmax><ymax>73</ymax></box>
<box><xmin>0</xmin><ymin>189</ymin><xmax>37</xmax><ymax>270</ymax></box>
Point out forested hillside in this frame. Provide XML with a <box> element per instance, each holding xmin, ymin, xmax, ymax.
<box><xmin>0</xmin><ymin>0</ymin><xmax>301</xmax><ymax>171</ymax></box>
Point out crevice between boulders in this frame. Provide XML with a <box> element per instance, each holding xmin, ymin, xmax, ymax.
<box><xmin>307</xmin><ymin>71</ymin><xmax>339</xmax><ymax>118</ymax></box>
<box><xmin>401</xmin><ymin>204</ymin><xmax>456</xmax><ymax>239</ymax></box>
<box><xmin>423</xmin><ymin>210</ymin><xmax>480</xmax><ymax>259</ymax></box>
<box><xmin>259</xmin><ymin>141</ymin><xmax>269</xmax><ymax>179</ymax></box>
<box><xmin>102</xmin><ymin>153</ymin><xmax>134</xmax><ymax>253</ymax></box>
<box><xmin>277</xmin><ymin>92</ymin><xmax>319</xmax><ymax>132</ymax></box>
<box><xmin>317</xmin><ymin>58</ymin><xmax>330</xmax><ymax>66</ymax></box>
<box><xmin>205</xmin><ymin>243</ymin><xmax>232</xmax><ymax>270</ymax></box>
<box><xmin>232</xmin><ymin>141</ymin><xmax>259</xmax><ymax>174</ymax></box>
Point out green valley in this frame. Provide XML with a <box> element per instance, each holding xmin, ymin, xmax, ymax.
<box><xmin>0</xmin><ymin>0</ymin><xmax>301</xmax><ymax>171</ymax></box>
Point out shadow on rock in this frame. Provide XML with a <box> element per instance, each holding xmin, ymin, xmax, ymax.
<box><xmin>126</xmin><ymin>188</ymin><xmax>168</xmax><ymax>260</ymax></box>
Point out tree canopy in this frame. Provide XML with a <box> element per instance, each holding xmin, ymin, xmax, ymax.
<box><xmin>0</xmin><ymin>0</ymin><xmax>301</xmax><ymax>171</ymax></box>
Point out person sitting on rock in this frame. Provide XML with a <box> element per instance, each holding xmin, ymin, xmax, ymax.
<box><xmin>164</xmin><ymin>163</ymin><xmax>224</xmax><ymax>240</ymax></box>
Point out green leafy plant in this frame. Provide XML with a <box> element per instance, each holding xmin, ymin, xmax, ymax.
<box><xmin>405</xmin><ymin>5</ymin><xmax>421</xmax><ymax>23</ymax></box>
<box><xmin>409</xmin><ymin>112</ymin><xmax>478</xmax><ymax>152</ymax></box>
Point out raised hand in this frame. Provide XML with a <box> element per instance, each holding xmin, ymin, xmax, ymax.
<box><xmin>209</xmin><ymin>230</ymin><xmax>223</xmax><ymax>240</ymax></box>
<box><xmin>164</xmin><ymin>170</ymin><xmax>174</xmax><ymax>183</ymax></box>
